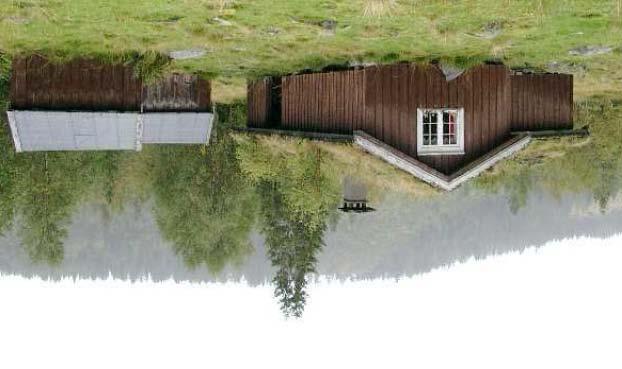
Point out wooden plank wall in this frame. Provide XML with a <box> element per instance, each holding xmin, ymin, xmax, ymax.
<box><xmin>142</xmin><ymin>74</ymin><xmax>211</xmax><ymax>112</ymax></box>
<box><xmin>364</xmin><ymin>63</ymin><xmax>512</xmax><ymax>175</ymax></box>
<box><xmin>10</xmin><ymin>56</ymin><xmax>142</xmax><ymax>111</ymax></box>
<box><xmin>280</xmin><ymin>69</ymin><xmax>366</xmax><ymax>134</ymax></box>
<box><xmin>510</xmin><ymin>73</ymin><xmax>573</xmax><ymax>131</ymax></box>
<box><xmin>266</xmin><ymin>64</ymin><xmax>512</xmax><ymax>174</ymax></box>
<box><xmin>247</xmin><ymin>77</ymin><xmax>278</xmax><ymax>128</ymax></box>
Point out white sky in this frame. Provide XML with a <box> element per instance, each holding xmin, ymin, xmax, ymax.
<box><xmin>1</xmin><ymin>234</ymin><xmax>621</xmax><ymax>369</ymax></box>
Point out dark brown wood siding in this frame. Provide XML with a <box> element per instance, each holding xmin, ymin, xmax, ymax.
<box><xmin>510</xmin><ymin>73</ymin><xmax>573</xmax><ymax>130</ymax></box>
<box><xmin>363</xmin><ymin>63</ymin><xmax>512</xmax><ymax>174</ymax></box>
<box><xmin>247</xmin><ymin>77</ymin><xmax>281</xmax><ymax>127</ymax></box>
<box><xmin>280</xmin><ymin>69</ymin><xmax>366</xmax><ymax>134</ymax></box>
<box><xmin>10</xmin><ymin>56</ymin><xmax>142</xmax><ymax>111</ymax></box>
<box><xmin>10</xmin><ymin>56</ymin><xmax>212</xmax><ymax>113</ymax></box>
<box><xmin>142</xmin><ymin>74</ymin><xmax>211</xmax><ymax>112</ymax></box>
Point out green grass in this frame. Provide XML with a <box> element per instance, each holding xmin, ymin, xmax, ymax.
<box><xmin>1</xmin><ymin>0</ymin><xmax>621</xmax><ymax>100</ymax></box>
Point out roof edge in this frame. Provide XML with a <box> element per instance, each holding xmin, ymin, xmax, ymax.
<box><xmin>6</xmin><ymin>111</ymin><xmax>23</xmax><ymax>153</ymax></box>
<box><xmin>354</xmin><ymin>131</ymin><xmax>531</xmax><ymax>191</ymax></box>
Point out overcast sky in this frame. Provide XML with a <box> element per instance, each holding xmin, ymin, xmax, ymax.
<box><xmin>1</xmin><ymin>233</ymin><xmax>621</xmax><ymax>369</ymax></box>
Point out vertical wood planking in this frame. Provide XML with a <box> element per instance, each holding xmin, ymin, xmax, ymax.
<box><xmin>472</xmin><ymin>66</ymin><xmax>481</xmax><ymax>155</ymax></box>
<box><xmin>389</xmin><ymin>64</ymin><xmax>398</xmax><ymax>149</ymax></box>
<box><xmin>10</xmin><ymin>56</ymin><xmax>148</xmax><ymax>110</ymax></box>
<box><xmin>409</xmin><ymin>66</ymin><xmax>417</xmax><ymax>157</ymax></box>
<box><xmin>508</xmin><ymin>73</ymin><xmax>573</xmax><ymax>131</ymax></box>
<box><xmin>401</xmin><ymin>64</ymin><xmax>408</xmax><ymax>153</ymax></box>
<box><xmin>489</xmin><ymin>66</ymin><xmax>498</xmax><ymax>146</ymax></box>
<box><xmin>366</xmin><ymin>67</ymin><xmax>376</xmax><ymax>137</ymax></box>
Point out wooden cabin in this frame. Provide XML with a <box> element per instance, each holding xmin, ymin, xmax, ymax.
<box><xmin>8</xmin><ymin>56</ymin><xmax>213</xmax><ymax>152</ymax></box>
<box><xmin>247</xmin><ymin>62</ymin><xmax>575</xmax><ymax>190</ymax></box>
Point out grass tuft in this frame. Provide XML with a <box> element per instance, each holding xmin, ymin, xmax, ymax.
<box><xmin>0</xmin><ymin>53</ymin><xmax>10</xmax><ymax>109</ymax></box>
<box><xmin>124</xmin><ymin>51</ymin><xmax>171</xmax><ymax>85</ymax></box>
<box><xmin>363</xmin><ymin>0</ymin><xmax>396</xmax><ymax>17</ymax></box>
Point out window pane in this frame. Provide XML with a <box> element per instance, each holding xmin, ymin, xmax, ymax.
<box><xmin>443</xmin><ymin>110</ymin><xmax>456</xmax><ymax>123</ymax></box>
<box><xmin>444</xmin><ymin>122</ymin><xmax>455</xmax><ymax>136</ymax></box>
<box><xmin>430</xmin><ymin>122</ymin><xmax>438</xmax><ymax>145</ymax></box>
<box><xmin>423</xmin><ymin>124</ymin><xmax>430</xmax><ymax>135</ymax></box>
<box><xmin>423</xmin><ymin>111</ymin><xmax>430</xmax><ymax>123</ymax></box>
<box><xmin>423</xmin><ymin>135</ymin><xmax>429</xmax><ymax>145</ymax></box>
<box><xmin>429</xmin><ymin>111</ymin><xmax>438</xmax><ymax>123</ymax></box>
<box><xmin>442</xmin><ymin>110</ymin><xmax>458</xmax><ymax>146</ymax></box>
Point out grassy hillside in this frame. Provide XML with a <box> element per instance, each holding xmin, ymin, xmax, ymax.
<box><xmin>1</xmin><ymin>0</ymin><xmax>621</xmax><ymax>100</ymax></box>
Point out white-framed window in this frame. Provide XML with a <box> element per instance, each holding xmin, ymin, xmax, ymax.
<box><xmin>416</xmin><ymin>108</ymin><xmax>465</xmax><ymax>156</ymax></box>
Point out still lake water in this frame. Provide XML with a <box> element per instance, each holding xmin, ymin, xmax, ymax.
<box><xmin>2</xmin><ymin>182</ymin><xmax>621</xmax><ymax>281</ymax></box>
<box><xmin>1</xmin><ymin>162</ymin><xmax>621</xmax><ymax>311</ymax></box>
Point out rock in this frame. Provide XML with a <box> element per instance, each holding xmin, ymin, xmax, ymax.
<box><xmin>168</xmin><ymin>49</ymin><xmax>207</xmax><ymax>60</ymax></box>
<box><xmin>212</xmin><ymin>17</ymin><xmax>233</xmax><ymax>26</ymax></box>
<box><xmin>320</xmin><ymin>19</ymin><xmax>337</xmax><ymax>31</ymax></box>
<box><xmin>546</xmin><ymin>61</ymin><xmax>587</xmax><ymax>77</ymax></box>
<box><xmin>4</xmin><ymin>16</ymin><xmax>30</xmax><ymax>24</ymax></box>
<box><xmin>266</xmin><ymin>27</ymin><xmax>280</xmax><ymax>36</ymax></box>
<box><xmin>439</xmin><ymin>64</ymin><xmax>465</xmax><ymax>81</ymax></box>
<box><xmin>474</xmin><ymin>21</ymin><xmax>502</xmax><ymax>39</ymax></box>
<box><xmin>348</xmin><ymin>61</ymin><xmax>378</xmax><ymax>68</ymax></box>
<box><xmin>320</xmin><ymin>19</ymin><xmax>337</xmax><ymax>36</ymax></box>
<box><xmin>568</xmin><ymin>45</ymin><xmax>613</xmax><ymax>56</ymax></box>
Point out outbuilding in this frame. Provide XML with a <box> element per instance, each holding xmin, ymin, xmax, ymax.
<box><xmin>8</xmin><ymin>56</ymin><xmax>214</xmax><ymax>152</ymax></box>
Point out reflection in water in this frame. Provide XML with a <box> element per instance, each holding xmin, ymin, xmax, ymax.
<box><xmin>150</xmin><ymin>134</ymin><xmax>256</xmax><ymax>273</ymax></box>
<box><xmin>475</xmin><ymin>100</ymin><xmax>622</xmax><ymax>214</ymax></box>
<box><xmin>258</xmin><ymin>181</ymin><xmax>326</xmax><ymax>317</ymax></box>
<box><xmin>340</xmin><ymin>176</ymin><xmax>375</xmax><ymax>213</ymax></box>
<box><xmin>1</xmin><ymin>98</ymin><xmax>622</xmax><ymax>317</ymax></box>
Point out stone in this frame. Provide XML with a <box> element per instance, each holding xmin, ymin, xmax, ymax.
<box><xmin>568</xmin><ymin>45</ymin><xmax>613</xmax><ymax>56</ymax></box>
<box><xmin>546</xmin><ymin>61</ymin><xmax>587</xmax><ymax>76</ymax></box>
<box><xmin>440</xmin><ymin>64</ymin><xmax>465</xmax><ymax>81</ymax></box>
<box><xmin>212</xmin><ymin>17</ymin><xmax>233</xmax><ymax>26</ymax></box>
<box><xmin>168</xmin><ymin>49</ymin><xmax>207</xmax><ymax>60</ymax></box>
<box><xmin>266</xmin><ymin>27</ymin><xmax>280</xmax><ymax>36</ymax></box>
<box><xmin>4</xmin><ymin>16</ymin><xmax>30</xmax><ymax>24</ymax></box>
<box><xmin>474</xmin><ymin>21</ymin><xmax>502</xmax><ymax>39</ymax></box>
<box><xmin>348</xmin><ymin>61</ymin><xmax>378</xmax><ymax>68</ymax></box>
<box><xmin>319</xmin><ymin>19</ymin><xmax>337</xmax><ymax>36</ymax></box>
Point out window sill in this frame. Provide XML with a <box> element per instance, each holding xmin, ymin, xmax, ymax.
<box><xmin>417</xmin><ymin>149</ymin><xmax>465</xmax><ymax>156</ymax></box>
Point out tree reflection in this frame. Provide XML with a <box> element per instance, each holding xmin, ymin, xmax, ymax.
<box><xmin>474</xmin><ymin>98</ymin><xmax>622</xmax><ymax>214</ymax></box>
<box><xmin>253</xmin><ymin>146</ymin><xmax>339</xmax><ymax>317</ymax></box>
<box><xmin>0</xmin><ymin>122</ymin><xmax>16</xmax><ymax>235</ymax></box>
<box><xmin>3</xmin><ymin>149</ymin><xmax>96</xmax><ymax>265</ymax></box>
<box><xmin>258</xmin><ymin>180</ymin><xmax>326</xmax><ymax>317</ymax></box>
<box><xmin>149</xmin><ymin>133</ymin><xmax>257</xmax><ymax>273</ymax></box>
